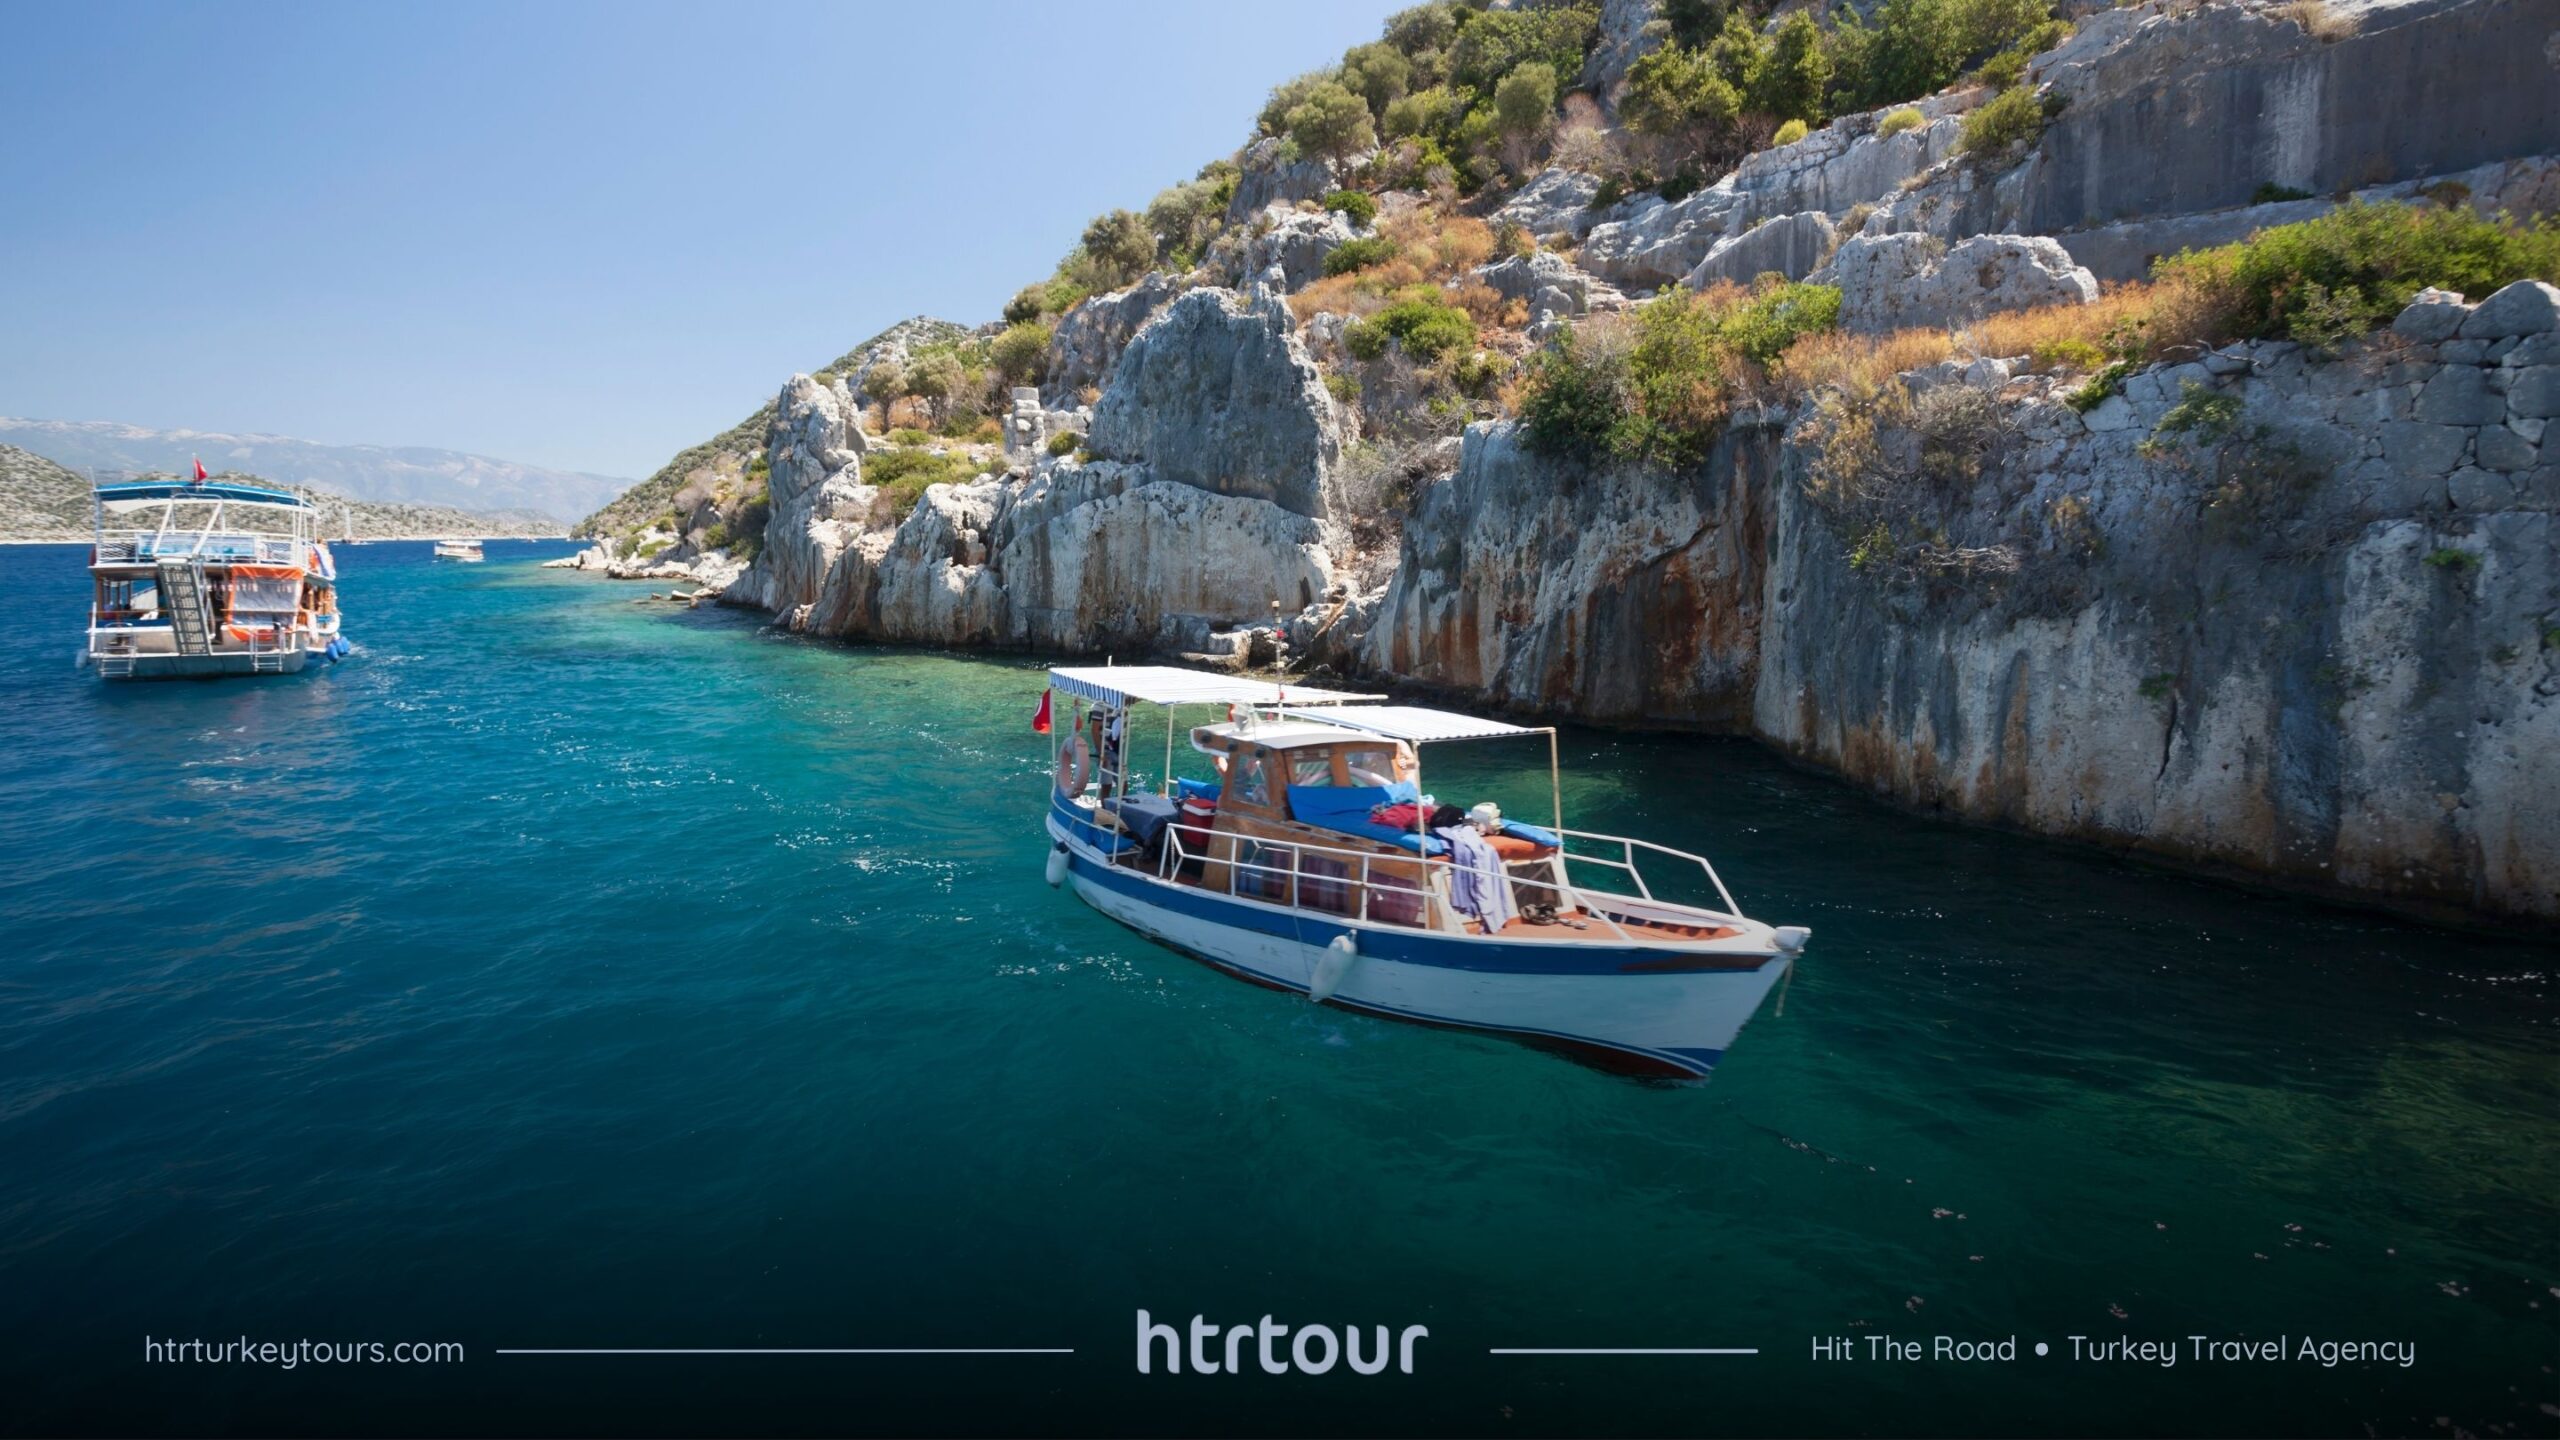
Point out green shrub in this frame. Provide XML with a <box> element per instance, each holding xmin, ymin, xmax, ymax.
<box><xmin>2031</xmin><ymin>337</ymin><xmax>2107</xmax><ymax>371</ymax></box>
<box><xmin>2158</xmin><ymin>202</ymin><xmax>2560</xmax><ymax>346</ymax></box>
<box><xmin>2251</xmin><ymin>182</ymin><xmax>2316</xmax><ymax>205</ymax></box>
<box><xmin>1521</xmin><ymin>282</ymin><xmax>1843</xmax><ymax>467</ymax></box>
<box><xmin>1445</xmin><ymin>2</ymin><xmax>1599</xmax><ymax>95</ymax></box>
<box><xmin>990</xmin><ymin>322</ymin><xmax>1053</xmax><ymax>385</ymax></box>
<box><xmin>1773</xmin><ymin>118</ymin><xmax>1810</xmax><ymax>146</ymax></box>
<box><xmin>888</xmin><ymin>427</ymin><xmax>934</xmax><ymax>446</ymax></box>
<box><xmin>1346</xmin><ymin>295</ymin><xmax>1476</xmax><ymax>362</ymax></box>
<box><xmin>865</xmin><ymin>448</ymin><xmax>973</xmax><ymax>510</ymax></box>
<box><xmin>2423</xmin><ymin>547</ymin><xmax>2481</xmax><ymax>572</ymax></box>
<box><xmin>1046</xmin><ymin>430</ymin><xmax>1082</xmax><ymax>457</ymax></box>
<box><xmin>1003</xmin><ymin>285</ymin><xmax>1048</xmax><ymax>325</ymax></box>
<box><xmin>1958</xmin><ymin>84</ymin><xmax>2045</xmax><ymax>156</ymax></box>
<box><xmin>2065</xmin><ymin>360</ymin><xmax>2137</xmax><ymax>412</ymax></box>
<box><xmin>1721</xmin><ymin>281</ymin><xmax>1843</xmax><ymax>364</ymax></box>
<box><xmin>1323</xmin><ymin>235</ymin><xmax>1401</xmax><ymax>276</ymax></box>
<box><xmin>1283</xmin><ymin>80</ymin><xmax>1377</xmax><ymax>160</ymax></box>
<box><xmin>1324</xmin><ymin>370</ymin><xmax>1362</xmax><ymax>402</ymax></box>
<box><xmin>1323</xmin><ymin>189</ymin><xmax>1379</xmax><ymax>226</ymax></box>
<box><xmin>2152</xmin><ymin>382</ymin><xmax>2245</xmax><ymax>444</ymax></box>
<box><xmin>1876</xmin><ymin>106</ymin><xmax>1926</xmax><ymax>138</ymax></box>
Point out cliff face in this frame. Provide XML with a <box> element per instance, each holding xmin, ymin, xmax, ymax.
<box><xmin>1375</xmin><ymin>285</ymin><xmax>2560</xmax><ymax>925</ymax></box>
<box><xmin>578</xmin><ymin>0</ymin><xmax>2557</xmax><ymax>926</ymax></box>
<box><xmin>733</xmin><ymin>288</ymin><xmax>1348</xmax><ymax>658</ymax></box>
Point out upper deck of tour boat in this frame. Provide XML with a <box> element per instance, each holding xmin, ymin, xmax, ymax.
<box><xmin>86</xmin><ymin>478</ymin><xmax>344</xmax><ymax>679</ymax></box>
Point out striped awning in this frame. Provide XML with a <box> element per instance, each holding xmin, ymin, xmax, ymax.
<box><xmin>1047</xmin><ymin>664</ymin><xmax>1379</xmax><ymax>710</ymax></box>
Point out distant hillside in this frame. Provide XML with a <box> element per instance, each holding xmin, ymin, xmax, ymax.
<box><xmin>0</xmin><ymin>447</ymin><xmax>564</xmax><ymax>541</ymax></box>
<box><xmin>0</xmin><ymin>444</ymin><xmax>95</xmax><ymax>538</ymax></box>
<box><xmin>575</xmin><ymin>316</ymin><xmax>967</xmax><ymax>539</ymax></box>
<box><xmin>0</xmin><ymin>417</ymin><xmax>628</xmax><ymax>525</ymax></box>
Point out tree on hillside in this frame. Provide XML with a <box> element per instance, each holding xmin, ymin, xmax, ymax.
<box><xmin>1494</xmin><ymin>61</ymin><xmax>1559</xmax><ymax>176</ymax></box>
<box><xmin>1755</xmin><ymin>11</ymin><xmax>1832</xmax><ymax>126</ymax></box>
<box><xmin>1080</xmin><ymin>209</ymin><xmax>1158</xmax><ymax>289</ymax></box>
<box><xmin>1284</xmin><ymin>80</ymin><xmax>1377</xmax><ymax>161</ymax></box>
<box><xmin>1620</xmin><ymin>43</ymin><xmax>1742</xmax><ymax>168</ymax></box>
<box><xmin>1342</xmin><ymin>41</ymin><xmax>1412</xmax><ymax>120</ymax></box>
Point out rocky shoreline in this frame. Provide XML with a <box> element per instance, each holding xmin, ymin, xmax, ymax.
<box><xmin>563</xmin><ymin>0</ymin><xmax>2558</xmax><ymax>930</ymax></box>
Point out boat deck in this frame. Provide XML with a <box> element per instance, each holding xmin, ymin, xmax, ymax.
<box><xmin>1108</xmin><ymin>843</ymin><xmax>1741</xmax><ymax>943</ymax></box>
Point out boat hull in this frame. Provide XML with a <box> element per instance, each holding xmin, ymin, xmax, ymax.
<box><xmin>1048</xmin><ymin>815</ymin><xmax>1788</xmax><ymax>1079</ymax></box>
<box><xmin>96</xmin><ymin>648</ymin><xmax>312</xmax><ymax>680</ymax></box>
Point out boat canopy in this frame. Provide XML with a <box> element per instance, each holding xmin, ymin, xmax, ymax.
<box><xmin>1047</xmin><ymin>664</ymin><xmax>1379</xmax><ymax>710</ymax></box>
<box><xmin>96</xmin><ymin>480</ymin><xmax>311</xmax><ymax>513</ymax></box>
<box><xmin>1280</xmin><ymin>704</ymin><xmax>1550</xmax><ymax>744</ymax></box>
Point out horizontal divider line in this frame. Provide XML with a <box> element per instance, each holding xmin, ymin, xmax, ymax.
<box><xmin>493</xmin><ymin>1348</ymin><xmax>1076</xmax><ymax>1356</ymax></box>
<box><xmin>1488</xmin><ymin>1347</ymin><xmax>1759</xmax><ymax>1355</ymax></box>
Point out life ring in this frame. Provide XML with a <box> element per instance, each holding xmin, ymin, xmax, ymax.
<box><xmin>1055</xmin><ymin>734</ymin><xmax>1091</xmax><ymax>797</ymax></box>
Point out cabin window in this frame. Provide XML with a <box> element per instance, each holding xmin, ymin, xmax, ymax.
<box><xmin>1232</xmin><ymin>750</ymin><xmax>1272</xmax><ymax>809</ymax></box>
<box><xmin>1289</xmin><ymin>751</ymin><xmax>1333</xmax><ymax>787</ymax></box>
<box><xmin>1341</xmin><ymin>746</ymin><xmax>1401</xmax><ymax>788</ymax></box>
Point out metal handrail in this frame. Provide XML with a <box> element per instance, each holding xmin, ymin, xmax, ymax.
<box><xmin>95</xmin><ymin>532</ymin><xmax>300</xmax><ymax>564</ymax></box>
<box><xmin>1137</xmin><ymin>818</ymin><xmax>1648</xmax><ymax>944</ymax></box>
<box><xmin>1557</xmin><ymin>827</ymin><xmax>1742</xmax><ymax>917</ymax></box>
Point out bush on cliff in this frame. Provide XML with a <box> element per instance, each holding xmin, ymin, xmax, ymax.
<box><xmin>1324</xmin><ymin>235</ymin><xmax>1400</xmax><ymax>277</ymax></box>
<box><xmin>865</xmin><ymin>449</ymin><xmax>975</xmax><ymax>511</ymax></box>
<box><xmin>990</xmin><ymin>322</ymin><xmax>1053</xmax><ymax>386</ymax></box>
<box><xmin>1345</xmin><ymin>293</ymin><xmax>1475</xmax><ymax>363</ymax></box>
<box><xmin>2159</xmin><ymin>202</ymin><xmax>2560</xmax><ymax>346</ymax></box>
<box><xmin>1522</xmin><ymin>282</ymin><xmax>1844</xmax><ymax>467</ymax></box>
<box><xmin>1956</xmin><ymin>83</ymin><xmax>2046</xmax><ymax>156</ymax></box>
<box><xmin>1322</xmin><ymin>189</ymin><xmax>1379</xmax><ymax>226</ymax></box>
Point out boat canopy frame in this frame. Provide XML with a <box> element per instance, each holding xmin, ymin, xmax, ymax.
<box><xmin>1044</xmin><ymin>663</ymin><xmax>1566</xmax><ymax>847</ymax></box>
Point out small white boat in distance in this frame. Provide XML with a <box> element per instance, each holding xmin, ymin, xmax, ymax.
<box><xmin>432</xmin><ymin>538</ymin><xmax>484</xmax><ymax>562</ymax></box>
<box><xmin>1039</xmin><ymin>664</ymin><xmax>1809</xmax><ymax>1078</ymax></box>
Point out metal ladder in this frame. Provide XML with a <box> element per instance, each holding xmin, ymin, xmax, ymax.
<box><xmin>154</xmin><ymin>558</ymin><xmax>214</xmax><ymax>657</ymax></box>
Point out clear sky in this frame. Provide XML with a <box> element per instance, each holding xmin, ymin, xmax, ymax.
<box><xmin>0</xmin><ymin>0</ymin><xmax>1402</xmax><ymax>479</ymax></box>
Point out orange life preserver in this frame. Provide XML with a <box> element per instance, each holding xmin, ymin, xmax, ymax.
<box><xmin>1055</xmin><ymin>734</ymin><xmax>1091</xmax><ymax>797</ymax></box>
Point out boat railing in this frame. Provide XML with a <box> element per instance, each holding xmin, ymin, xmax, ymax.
<box><xmin>1145</xmin><ymin>820</ymin><xmax>1648</xmax><ymax>945</ymax></box>
<box><xmin>1556</xmin><ymin>828</ymin><xmax>1742</xmax><ymax>917</ymax></box>
<box><xmin>95</xmin><ymin>532</ymin><xmax>300</xmax><ymax>564</ymax></box>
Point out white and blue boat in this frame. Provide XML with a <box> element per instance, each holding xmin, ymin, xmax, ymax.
<box><xmin>84</xmin><ymin>476</ymin><xmax>349</xmax><ymax>680</ymax></box>
<box><xmin>1040</xmin><ymin>665</ymin><xmax>1808</xmax><ymax>1079</ymax></box>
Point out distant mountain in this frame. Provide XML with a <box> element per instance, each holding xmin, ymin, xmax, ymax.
<box><xmin>0</xmin><ymin>417</ymin><xmax>629</xmax><ymax>526</ymax></box>
<box><xmin>0</xmin><ymin>444</ymin><xmax>94</xmax><ymax>538</ymax></box>
<box><xmin>0</xmin><ymin>444</ymin><xmax>563</xmax><ymax>541</ymax></box>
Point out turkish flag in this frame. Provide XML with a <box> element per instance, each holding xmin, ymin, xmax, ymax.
<box><xmin>192</xmin><ymin>458</ymin><xmax>207</xmax><ymax>483</ymax></box>
<box><xmin>1031</xmin><ymin>688</ymin><xmax>1053</xmax><ymax>735</ymax></box>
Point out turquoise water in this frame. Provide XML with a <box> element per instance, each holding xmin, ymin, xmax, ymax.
<box><xmin>1</xmin><ymin>541</ymin><xmax>2553</xmax><ymax>1438</ymax></box>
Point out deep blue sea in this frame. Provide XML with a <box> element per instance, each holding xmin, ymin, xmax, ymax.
<box><xmin>0</xmin><ymin>541</ymin><xmax>2553</xmax><ymax>1438</ymax></box>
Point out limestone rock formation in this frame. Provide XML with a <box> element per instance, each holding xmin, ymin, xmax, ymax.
<box><xmin>1225</xmin><ymin>137</ymin><xmax>1351</xmax><ymax>224</ymax></box>
<box><xmin>1084</xmin><ymin>287</ymin><xmax>1344</xmax><ymax>520</ymax></box>
<box><xmin>1044</xmin><ymin>272</ymin><xmax>1183</xmax><ymax>402</ymax></box>
<box><xmin>1364</xmin><ymin>290</ymin><xmax>2560</xmax><ymax>924</ymax></box>
<box><xmin>1493</xmin><ymin>168</ymin><xmax>1615</xmax><ymax>242</ymax></box>
<box><xmin>1218</xmin><ymin>204</ymin><xmax>1358</xmax><ymax>292</ymax></box>
<box><xmin>1813</xmin><ymin>232</ymin><xmax>2097</xmax><ymax>333</ymax></box>
<box><xmin>1689</xmin><ymin>210</ymin><xmax>1841</xmax><ymax>288</ymax></box>
<box><xmin>1578</xmin><ymin>103</ymin><xmax>1964</xmax><ymax>290</ymax></box>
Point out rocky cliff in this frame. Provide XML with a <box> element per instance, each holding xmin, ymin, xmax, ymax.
<box><xmin>577</xmin><ymin>0</ymin><xmax>2556</xmax><ymax>927</ymax></box>
<box><xmin>1377</xmin><ymin>281</ymin><xmax>2560</xmax><ymax>925</ymax></box>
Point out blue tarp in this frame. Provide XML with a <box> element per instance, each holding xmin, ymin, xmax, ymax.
<box><xmin>1286</xmin><ymin>781</ymin><xmax>1450</xmax><ymax>857</ymax></box>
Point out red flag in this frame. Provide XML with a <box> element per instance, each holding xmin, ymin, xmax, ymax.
<box><xmin>1030</xmin><ymin>688</ymin><xmax>1053</xmax><ymax>735</ymax></box>
<box><xmin>192</xmin><ymin>457</ymin><xmax>207</xmax><ymax>483</ymax></box>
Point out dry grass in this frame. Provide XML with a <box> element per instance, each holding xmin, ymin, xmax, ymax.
<box><xmin>1772</xmin><ymin>275</ymin><xmax>2223</xmax><ymax>397</ymax></box>
<box><xmin>1290</xmin><ymin>208</ymin><xmax>1500</xmax><ymax>323</ymax></box>
<box><xmin>2276</xmin><ymin>0</ymin><xmax>2358</xmax><ymax>42</ymax></box>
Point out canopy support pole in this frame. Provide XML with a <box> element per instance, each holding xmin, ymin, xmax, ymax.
<box><xmin>1162</xmin><ymin>706</ymin><xmax>1175</xmax><ymax>798</ymax></box>
<box><xmin>1549</xmin><ymin>730</ymin><xmax>1564</xmax><ymax>838</ymax></box>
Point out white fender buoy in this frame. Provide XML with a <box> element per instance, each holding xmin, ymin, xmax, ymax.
<box><xmin>1772</xmin><ymin>925</ymin><xmax>1811</xmax><ymax>954</ymax></box>
<box><xmin>1044</xmin><ymin>845</ymin><xmax>1070</xmax><ymax>888</ymax></box>
<box><xmin>1309</xmin><ymin>932</ymin><xmax>1359</xmax><ymax>1003</ymax></box>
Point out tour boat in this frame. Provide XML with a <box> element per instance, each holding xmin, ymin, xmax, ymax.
<box><xmin>1039</xmin><ymin>665</ymin><xmax>1808</xmax><ymax>1078</ymax></box>
<box><xmin>433</xmin><ymin>538</ymin><xmax>485</xmax><ymax>562</ymax></box>
<box><xmin>85</xmin><ymin>478</ymin><xmax>350</xmax><ymax>680</ymax></box>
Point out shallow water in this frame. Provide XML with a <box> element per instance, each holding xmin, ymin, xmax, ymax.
<box><xmin>1</xmin><ymin>542</ymin><xmax>2552</xmax><ymax>1437</ymax></box>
